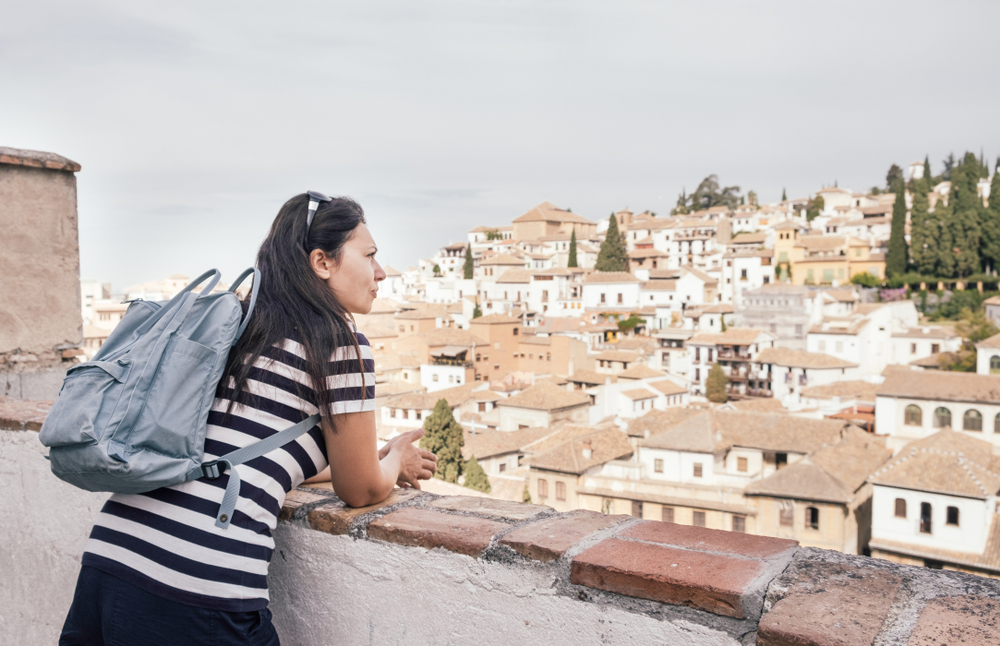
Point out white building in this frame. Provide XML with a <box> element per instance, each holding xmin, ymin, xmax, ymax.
<box><xmin>581</xmin><ymin>271</ymin><xmax>641</xmax><ymax>311</ymax></box>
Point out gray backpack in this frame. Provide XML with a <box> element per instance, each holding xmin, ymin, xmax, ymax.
<box><xmin>39</xmin><ymin>269</ymin><xmax>319</xmax><ymax>529</ymax></box>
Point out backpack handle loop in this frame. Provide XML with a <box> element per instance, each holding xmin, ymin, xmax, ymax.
<box><xmin>229</xmin><ymin>268</ymin><xmax>261</xmax><ymax>342</ymax></box>
<box><xmin>182</xmin><ymin>269</ymin><xmax>222</xmax><ymax>297</ymax></box>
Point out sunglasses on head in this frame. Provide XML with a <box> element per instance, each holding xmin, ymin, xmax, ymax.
<box><xmin>305</xmin><ymin>190</ymin><xmax>332</xmax><ymax>246</ymax></box>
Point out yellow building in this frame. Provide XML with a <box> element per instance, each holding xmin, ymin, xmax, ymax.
<box><xmin>789</xmin><ymin>235</ymin><xmax>885</xmax><ymax>285</ymax></box>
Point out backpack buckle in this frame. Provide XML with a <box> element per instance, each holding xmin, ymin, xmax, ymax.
<box><xmin>201</xmin><ymin>461</ymin><xmax>222</xmax><ymax>479</ymax></box>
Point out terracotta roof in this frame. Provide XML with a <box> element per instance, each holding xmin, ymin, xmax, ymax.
<box><xmin>723</xmin><ymin>398</ymin><xmax>786</xmax><ymax>413</ymax></box>
<box><xmin>583</xmin><ymin>271</ymin><xmax>640</xmax><ymax>284</ymax></box>
<box><xmin>869</xmin><ymin>430</ymin><xmax>1000</xmax><ymax>499</ymax></box>
<box><xmin>821</xmin><ymin>289</ymin><xmax>859</xmax><ymax>303</ymax></box>
<box><xmin>0</xmin><ymin>146</ymin><xmax>81</xmax><ymax>172</ymax></box>
<box><xmin>384</xmin><ymin>383</ymin><xmax>478</xmax><ymax>411</ymax></box>
<box><xmin>622</xmin><ymin>387</ymin><xmax>658</xmax><ymax>401</ymax></box>
<box><xmin>909</xmin><ymin>351</ymin><xmax>958</xmax><ymax>368</ymax></box>
<box><xmin>470</xmin><ymin>313</ymin><xmax>519</xmax><ymax>326</ymax></box>
<box><xmin>648</xmin><ymin>380</ymin><xmax>687</xmax><ymax>396</ymax></box>
<box><xmin>481</xmin><ymin>254</ymin><xmax>527</xmax><ymax>266</ymax></box>
<box><xmin>412</xmin><ymin>328</ymin><xmax>488</xmax><ymax>347</ymax></box>
<box><xmin>688</xmin><ymin>328</ymin><xmax>770</xmax><ymax>346</ymax></box>
<box><xmin>640</xmin><ymin>280</ymin><xmax>678</xmax><ymax>292</ymax></box>
<box><xmin>527</xmin><ymin>426</ymin><xmax>633</xmax><ymax>474</ymax></box>
<box><xmin>877</xmin><ymin>369</ymin><xmax>1000</xmax><ymax>405</ymax></box>
<box><xmin>640</xmin><ymin>410</ymin><xmax>850</xmax><ymax>454</ymax></box>
<box><xmin>594</xmin><ymin>350</ymin><xmax>641</xmax><ymax>364</ymax></box>
<box><xmin>892</xmin><ymin>326</ymin><xmax>959</xmax><ymax>340</ymax></box>
<box><xmin>744</xmin><ymin>428</ymin><xmax>892</xmax><ymax>504</ymax></box>
<box><xmin>977</xmin><ymin>332</ymin><xmax>1000</xmax><ymax>350</ymax></box>
<box><xmin>462</xmin><ymin>426</ymin><xmax>554</xmax><ymax>461</ymax></box>
<box><xmin>755</xmin><ymin>347</ymin><xmax>858</xmax><ymax>369</ymax></box>
<box><xmin>565</xmin><ymin>370</ymin><xmax>617</xmax><ymax>385</ymax></box>
<box><xmin>617</xmin><ymin>364</ymin><xmax>666</xmax><ymax>380</ymax></box>
<box><xmin>496</xmin><ymin>269</ymin><xmax>532</xmax><ymax>283</ymax></box>
<box><xmin>496</xmin><ymin>381</ymin><xmax>591</xmax><ymax>411</ymax></box>
<box><xmin>800</xmin><ymin>380</ymin><xmax>880</xmax><ymax>400</ymax></box>
<box><xmin>730</xmin><ymin>231</ymin><xmax>768</xmax><ymax>244</ymax></box>
<box><xmin>625</xmin><ymin>408</ymin><xmax>703</xmax><ymax>438</ymax></box>
<box><xmin>513</xmin><ymin>201</ymin><xmax>595</xmax><ymax>226</ymax></box>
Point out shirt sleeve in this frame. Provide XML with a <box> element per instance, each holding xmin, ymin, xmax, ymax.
<box><xmin>323</xmin><ymin>332</ymin><xmax>376</xmax><ymax>414</ymax></box>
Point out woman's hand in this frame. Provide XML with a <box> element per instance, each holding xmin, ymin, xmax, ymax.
<box><xmin>383</xmin><ymin>429</ymin><xmax>437</xmax><ymax>489</ymax></box>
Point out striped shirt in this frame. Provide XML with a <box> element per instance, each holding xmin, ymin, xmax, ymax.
<box><xmin>82</xmin><ymin>333</ymin><xmax>375</xmax><ymax>612</ymax></box>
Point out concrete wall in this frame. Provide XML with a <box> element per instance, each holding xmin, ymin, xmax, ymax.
<box><xmin>0</xmin><ymin>147</ymin><xmax>83</xmax><ymax>399</ymax></box>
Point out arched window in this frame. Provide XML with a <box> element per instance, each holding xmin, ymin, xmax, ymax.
<box><xmin>964</xmin><ymin>409</ymin><xmax>983</xmax><ymax>432</ymax></box>
<box><xmin>904</xmin><ymin>405</ymin><xmax>922</xmax><ymax>426</ymax></box>
<box><xmin>991</xmin><ymin>355</ymin><xmax>1000</xmax><ymax>374</ymax></box>
<box><xmin>805</xmin><ymin>506</ymin><xmax>820</xmax><ymax>530</ymax></box>
<box><xmin>933</xmin><ymin>407</ymin><xmax>952</xmax><ymax>428</ymax></box>
<box><xmin>894</xmin><ymin>498</ymin><xmax>907</xmax><ymax>518</ymax></box>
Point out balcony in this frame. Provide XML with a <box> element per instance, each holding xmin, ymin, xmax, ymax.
<box><xmin>5</xmin><ymin>400</ymin><xmax>999</xmax><ymax>646</ymax></box>
<box><xmin>717</xmin><ymin>349</ymin><xmax>752</xmax><ymax>361</ymax></box>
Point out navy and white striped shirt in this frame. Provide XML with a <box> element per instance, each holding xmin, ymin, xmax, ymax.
<box><xmin>82</xmin><ymin>333</ymin><xmax>376</xmax><ymax>611</ymax></box>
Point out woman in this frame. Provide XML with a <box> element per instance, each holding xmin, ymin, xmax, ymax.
<box><xmin>60</xmin><ymin>193</ymin><xmax>437</xmax><ymax>645</ymax></box>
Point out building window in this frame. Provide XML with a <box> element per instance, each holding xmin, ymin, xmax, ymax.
<box><xmin>662</xmin><ymin>506</ymin><xmax>674</xmax><ymax>523</ymax></box>
<box><xmin>513</xmin><ymin>327</ymin><xmax>518</xmax><ymax>336</ymax></box>
<box><xmin>390</xmin><ymin>409</ymin><xmax>397</xmax><ymax>418</ymax></box>
<box><xmin>895</xmin><ymin>498</ymin><xmax>907</xmax><ymax>518</ymax></box>
<box><xmin>693</xmin><ymin>463</ymin><xmax>703</xmax><ymax>478</ymax></box>
<box><xmin>933</xmin><ymin>407</ymin><xmax>952</xmax><ymax>428</ymax></box>
<box><xmin>631</xmin><ymin>501</ymin><xmax>643</xmax><ymax>518</ymax></box>
<box><xmin>654</xmin><ymin>459</ymin><xmax>664</xmax><ymax>473</ymax></box>
<box><xmin>600</xmin><ymin>293</ymin><xmax>606</xmax><ymax>303</ymax></box>
<box><xmin>779</xmin><ymin>502</ymin><xmax>793</xmax><ymax>527</ymax></box>
<box><xmin>415</xmin><ymin>412</ymin><xmax>422</xmax><ymax>421</ymax></box>
<box><xmin>732</xmin><ymin>515</ymin><xmax>746</xmax><ymax>533</ymax></box>
<box><xmin>964</xmin><ymin>409</ymin><xmax>983</xmax><ymax>431</ymax></box>
<box><xmin>478</xmin><ymin>402</ymin><xmax>487</xmax><ymax>412</ymax></box>
<box><xmin>776</xmin><ymin>453</ymin><xmax>788</xmax><ymax>469</ymax></box>
<box><xmin>737</xmin><ymin>457</ymin><xmax>748</xmax><ymax>473</ymax></box>
<box><xmin>991</xmin><ymin>355</ymin><xmax>1000</xmax><ymax>374</ymax></box>
<box><xmin>996</xmin><ymin>413</ymin><xmax>1000</xmax><ymax>434</ymax></box>
<box><xmin>555</xmin><ymin>481</ymin><xmax>566</xmax><ymax>501</ymax></box>
<box><xmin>920</xmin><ymin>502</ymin><xmax>932</xmax><ymax>533</ymax></box>
<box><xmin>538</xmin><ymin>479</ymin><xmax>548</xmax><ymax>499</ymax></box>
<box><xmin>695</xmin><ymin>347</ymin><xmax>701</xmax><ymax>362</ymax></box>
<box><xmin>601</xmin><ymin>498</ymin><xmax>613</xmax><ymax>514</ymax></box>
<box><xmin>692</xmin><ymin>511</ymin><xmax>706</xmax><ymax>527</ymax></box>
<box><xmin>947</xmin><ymin>506</ymin><xmax>960</xmax><ymax>526</ymax></box>
<box><xmin>499</xmin><ymin>463</ymin><xmax>506</xmax><ymax>473</ymax></box>
<box><xmin>805</xmin><ymin>507</ymin><xmax>820</xmax><ymax>530</ymax></box>
<box><xmin>432</xmin><ymin>374</ymin><xmax>439</xmax><ymax>382</ymax></box>
<box><xmin>904</xmin><ymin>405</ymin><xmax>923</xmax><ymax>426</ymax></box>
<box><xmin>910</xmin><ymin>343</ymin><xmax>917</xmax><ymax>354</ymax></box>
<box><xmin>931</xmin><ymin>343</ymin><xmax>940</xmax><ymax>354</ymax></box>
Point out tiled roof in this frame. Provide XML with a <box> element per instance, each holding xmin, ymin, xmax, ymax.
<box><xmin>688</xmin><ymin>328</ymin><xmax>770</xmax><ymax>346</ymax></box>
<box><xmin>496</xmin><ymin>269</ymin><xmax>532</xmax><ymax>283</ymax></box>
<box><xmin>730</xmin><ymin>231</ymin><xmax>769</xmax><ymax>244</ymax></box>
<box><xmin>869</xmin><ymin>430</ymin><xmax>1000</xmax><ymax>499</ymax></box>
<box><xmin>624</xmin><ymin>408</ymin><xmax>703</xmax><ymax>438</ymax></box>
<box><xmin>800</xmin><ymin>380</ymin><xmax>880</xmax><ymax>400</ymax></box>
<box><xmin>648</xmin><ymin>380</ymin><xmax>687</xmax><ymax>396</ymax></box>
<box><xmin>594</xmin><ymin>350</ymin><xmax>641</xmax><ymax>363</ymax></box>
<box><xmin>744</xmin><ymin>428</ymin><xmax>891</xmax><ymax>503</ymax></box>
<box><xmin>413</xmin><ymin>328</ymin><xmax>488</xmax><ymax>347</ymax></box>
<box><xmin>527</xmin><ymin>426</ymin><xmax>633</xmax><ymax>474</ymax></box>
<box><xmin>755</xmin><ymin>347</ymin><xmax>858</xmax><ymax>369</ymax></box>
<box><xmin>481</xmin><ymin>254</ymin><xmax>527</xmax><ymax>266</ymax></box>
<box><xmin>877</xmin><ymin>369</ymin><xmax>1000</xmax><ymax>405</ymax></box>
<box><xmin>513</xmin><ymin>201</ymin><xmax>595</xmax><ymax>226</ymax></box>
<box><xmin>622</xmin><ymin>388</ymin><xmax>657</xmax><ymax>401</ymax></box>
<box><xmin>909</xmin><ymin>351</ymin><xmax>958</xmax><ymax>368</ymax></box>
<box><xmin>565</xmin><ymin>369</ymin><xmax>616</xmax><ymax>385</ymax></box>
<box><xmin>617</xmin><ymin>364</ymin><xmax>666</xmax><ymax>379</ymax></box>
<box><xmin>641</xmin><ymin>410</ymin><xmax>850</xmax><ymax>454</ymax></box>
<box><xmin>977</xmin><ymin>332</ymin><xmax>1000</xmax><ymax>350</ymax></box>
<box><xmin>723</xmin><ymin>398</ymin><xmax>786</xmax><ymax>413</ymax></box>
<box><xmin>384</xmin><ymin>383</ymin><xmax>479</xmax><ymax>411</ymax></box>
<box><xmin>462</xmin><ymin>426</ymin><xmax>554</xmax><ymax>461</ymax></box>
<box><xmin>496</xmin><ymin>381</ymin><xmax>591</xmax><ymax>411</ymax></box>
<box><xmin>640</xmin><ymin>280</ymin><xmax>678</xmax><ymax>292</ymax></box>
<box><xmin>470</xmin><ymin>313</ymin><xmax>519</xmax><ymax>326</ymax></box>
<box><xmin>583</xmin><ymin>271</ymin><xmax>640</xmax><ymax>284</ymax></box>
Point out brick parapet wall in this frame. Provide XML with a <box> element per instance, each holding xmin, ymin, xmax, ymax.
<box><xmin>4</xmin><ymin>397</ymin><xmax>999</xmax><ymax>645</ymax></box>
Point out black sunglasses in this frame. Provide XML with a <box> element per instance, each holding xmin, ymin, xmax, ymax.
<box><xmin>305</xmin><ymin>190</ymin><xmax>332</xmax><ymax>246</ymax></box>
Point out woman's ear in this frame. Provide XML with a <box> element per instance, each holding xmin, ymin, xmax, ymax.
<box><xmin>310</xmin><ymin>249</ymin><xmax>334</xmax><ymax>280</ymax></box>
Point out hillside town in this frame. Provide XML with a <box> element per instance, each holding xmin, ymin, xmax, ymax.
<box><xmin>81</xmin><ymin>160</ymin><xmax>1000</xmax><ymax>580</ymax></box>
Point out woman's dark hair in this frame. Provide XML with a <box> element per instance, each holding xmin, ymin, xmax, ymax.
<box><xmin>220</xmin><ymin>193</ymin><xmax>366</xmax><ymax>421</ymax></box>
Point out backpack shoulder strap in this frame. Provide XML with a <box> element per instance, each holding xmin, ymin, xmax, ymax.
<box><xmin>189</xmin><ymin>413</ymin><xmax>321</xmax><ymax>529</ymax></box>
<box><xmin>228</xmin><ymin>267</ymin><xmax>261</xmax><ymax>342</ymax></box>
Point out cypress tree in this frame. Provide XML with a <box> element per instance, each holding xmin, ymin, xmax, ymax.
<box><xmin>472</xmin><ymin>303</ymin><xmax>482</xmax><ymax>319</ymax></box>
<box><xmin>909</xmin><ymin>180</ymin><xmax>936</xmax><ymax>275</ymax></box>
<box><xmin>951</xmin><ymin>154</ymin><xmax>983</xmax><ymax>276</ymax></box>
<box><xmin>522</xmin><ymin>483</ymin><xmax>532</xmax><ymax>504</ymax></box>
<box><xmin>885</xmin><ymin>179</ymin><xmax>908</xmax><ymax>277</ymax></box>
<box><xmin>924</xmin><ymin>155</ymin><xmax>933</xmax><ymax>187</ymax></box>
<box><xmin>463</xmin><ymin>455</ymin><xmax>491</xmax><ymax>493</ymax></box>
<box><xmin>568</xmin><ymin>229</ymin><xmax>578</xmax><ymax>268</ymax></box>
<box><xmin>934</xmin><ymin>197</ymin><xmax>957</xmax><ymax>278</ymax></box>
<box><xmin>595</xmin><ymin>214</ymin><xmax>628</xmax><ymax>272</ymax></box>
<box><xmin>705</xmin><ymin>363</ymin><xmax>728</xmax><ymax>403</ymax></box>
<box><xmin>463</xmin><ymin>243</ymin><xmax>474</xmax><ymax>279</ymax></box>
<box><xmin>420</xmin><ymin>399</ymin><xmax>465</xmax><ymax>483</ymax></box>
<box><xmin>781</xmin><ymin>188</ymin><xmax>787</xmax><ymax>202</ymax></box>
<box><xmin>980</xmin><ymin>171</ymin><xmax>1000</xmax><ymax>274</ymax></box>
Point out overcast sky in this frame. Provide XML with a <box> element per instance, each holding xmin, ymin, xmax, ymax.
<box><xmin>3</xmin><ymin>1</ymin><xmax>998</xmax><ymax>292</ymax></box>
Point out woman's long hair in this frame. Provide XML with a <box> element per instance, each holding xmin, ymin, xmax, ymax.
<box><xmin>219</xmin><ymin>193</ymin><xmax>366</xmax><ymax>421</ymax></box>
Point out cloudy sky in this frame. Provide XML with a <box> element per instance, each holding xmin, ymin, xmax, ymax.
<box><xmin>3</xmin><ymin>1</ymin><xmax>998</xmax><ymax>292</ymax></box>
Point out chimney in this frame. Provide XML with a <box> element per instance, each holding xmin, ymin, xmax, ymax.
<box><xmin>581</xmin><ymin>441</ymin><xmax>593</xmax><ymax>460</ymax></box>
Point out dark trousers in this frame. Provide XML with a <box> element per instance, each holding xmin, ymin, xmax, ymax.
<box><xmin>60</xmin><ymin>565</ymin><xmax>280</xmax><ymax>646</ymax></box>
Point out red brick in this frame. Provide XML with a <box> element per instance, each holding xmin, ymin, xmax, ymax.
<box><xmin>427</xmin><ymin>495</ymin><xmax>550</xmax><ymax>521</ymax></box>
<box><xmin>757</xmin><ymin>565</ymin><xmax>902</xmax><ymax>646</ymax></box>
<box><xmin>622</xmin><ymin>520</ymin><xmax>798</xmax><ymax>559</ymax></box>
<box><xmin>571</xmin><ymin>537</ymin><xmax>769</xmax><ymax>618</ymax></box>
<box><xmin>279</xmin><ymin>488</ymin><xmax>333</xmax><ymax>522</ymax></box>
<box><xmin>908</xmin><ymin>595</ymin><xmax>1000</xmax><ymax>646</ymax></box>
<box><xmin>307</xmin><ymin>488</ymin><xmax>422</xmax><ymax>535</ymax></box>
<box><xmin>0</xmin><ymin>397</ymin><xmax>53</xmax><ymax>432</ymax></box>
<box><xmin>500</xmin><ymin>510</ymin><xmax>628</xmax><ymax>562</ymax></box>
<box><xmin>367</xmin><ymin>507</ymin><xmax>507</xmax><ymax>557</ymax></box>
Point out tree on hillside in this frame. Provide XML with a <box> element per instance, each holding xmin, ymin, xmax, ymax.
<box><xmin>909</xmin><ymin>179</ymin><xmax>937</xmax><ymax>275</ymax></box>
<box><xmin>885</xmin><ymin>175</ymin><xmax>908</xmax><ymax>277</ymax></box>
<box><xmin>472</xmin><ymin>303</ymin><xmax>482</xmax><ymax>319</ymax></box>
<box><xmin>747</xmin><ymin>190</ymin><xmax>758</xmax><ymax>207</ymax></box>
<box><xmin>942</xmin><ymin>152</ymin><xmax>956</xmax><ymax>181</ymax></box>
<box><xmin>706</xmin><ymin>363</ymin><xmax>728</xmax><ymax>403</ymax></box>
<box><xmin>672</xmin><ymin>188</ymin><xmax>689</xmax><ymax>215</ymax></box>
<box><xmin>950</xmin><ymin>153</ymin><xmax>983</xmax><ymax>276</ymax></box>
<box><xmin>595</xmin><ymin>214</ymin><xmax>628</xmax><ymax>272</ymax></box>
<box><xmin>568</xmin><ymin>229</ymin><xmax>578</xmax><ymax>268</ymax></box>
<box><xmin>689</xmin><ymin>175</ymin><xmax>741</xmax><ymax>211</ymax></box>
<box><xmin>885</xmin><ymin>164</ymin><xmax>904</xmax><ymax>192</ymax></box>
<box><xmin>463</xmin><ymin>455</ymin><xmax>491</xmax><ymax>493</ymax></box>
<box><xmin>805</xmin><ymin>195</ymin><xmax>824</xmax><ymax>221</ymax></box>
<box><xmin>781</xmin><ymin>188</ymin><xmax>787</xmax><ymax>202</ymax></box>
<box><xmin>933</xmin><ymin>197</ymin><xmax>957</xmax><ymax>278</ymax></box>
<box><xmin>420</xmin><ymin>399</ymin><xmax>465</xmax><ymax>483</ymax></box>
<box><xmin>522</xmin><ymin>483</ymin><xmax>532</xmax><ymax>504</ymax></box>
<box><xmin>463</xmin><ymin>243</ymin><xmax>474</xmax><ymax>279</ymax></box>
<box><xmin>980</xmin><ymin>170</ymin><xmax>1000</xmax><ymax>274</ymax></box>
<box><xmin>923</xmin><ymin>155</ymin><xmax>933</xmax><ymax>187</ymax></box>
<box><xmin>941</xmin><ymin>308</ymin><xmax>999</xmax><ymax>372</ymax></box>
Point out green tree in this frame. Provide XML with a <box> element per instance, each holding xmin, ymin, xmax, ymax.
<box><xmin>885</xmin><ymin>178</ymin><xmax>908</xmax><ymax>277</ymax></box>
<box><xmin>690</xmin><ymin>175</ymin><xmax>741</xmax><ymax>211</ymax></box>
<box><xmin>941</xmin><ymin>307</ymin><xmax>999</xmax><ymax>372</ymax></box>
<box><xmin>420</xmin><ymin>399</ymin><xmax>465</xmax><ymax>483</ymax></box>
<box><xmin>671</xmin><ymin>188</ymin><xmax>689</xmax><ymax>215</ymax></box>
<box><xmin>942</xmin><ymin>152</ymin><xmax>956</xmax><ymax>181</ymax></box>
<box><xmin>522</xmin><ymin>483</ymin><xmax>532</xmax><ymax>504</ymax></box>
<box><xmin>472</xmin><ymin>303</ymin><xmax>482</xmax><ymax>319</ymax></box>
<box><xmin>934</xmin><ymin>197</ymin><xmax>957</xmax><ymax>278</ymax></box>
<box><xmin>988</xmin><ymin>171</ymin><xmax>1000</xmax><ymax>272</ymax></box>
<box><xmin>463</xmin><ymin>243</ymin><xmax>474</xmax><ymax>279</ymax></box>
<box><xmin>781</xmin><ymin>187</ymin><xmax>787</xmax><ymax>202</ymax></box>
<box><xmin>720</xmin><ymin>315</ymin><xmax>727</xmax><ymax>332</ymax></box>
<box><xmin>923</xmin><ymin>155</ymin><xmax>933</xmax><ymax>187</ymax></box>
<box><xmin>432</xmin><ymin>264</ymin><xmax>441</xmax><ymax>276</ymax></box>
<box><xmin>909</xmin><ymin>180</ymin><xmax>936</xmax><ymax>275</ymax></box>
<box><xmin>568</xmin><ymin>229</ymin><xmax>578</xmax><ymax>268</ymax></box>
<box><xmin>950</xmin><ymin>154</ymin><xmax>983</xmax><ymax>276</ymax></box>
<box><xmin>617</xmin><ymin>314</ymin><xmax>644</xmax><ymax>333</ymax></box>
<box><xmin>885</xmin><ymin>164</ymin><xmax>903</xmax><ymax>191</ymax></box>
<box><xmin>747</xmin><ymin>190</ymin><xmax>758</xmax><ymax>207</ymax></box>
<box><xmin>463</xmin><ymin>455</ymin><xmax>491</xmax><ymax>493</ymax></box>
<box><xmin>484</xmin><ymin>228</ymin><xmax>502</xmax><ymax>241</ymax></box>
<box><xmin>706</xmin><ymin>363</ymin><xmax>728</xmax><ymax>403</ymax></box>
<box><xmin>850</xmin><ymin>272</ymin><xmax>882</xmax><ymax>288</ymax></box>
<box><xmin>595</xmin><ymin>214</ymin><xmax>628</xmax><ymax>272</ymax></box>
<box><xmin>806</xmin><ymin>195</ymin><xmax>824</xmax><ymax>221</ymax></box>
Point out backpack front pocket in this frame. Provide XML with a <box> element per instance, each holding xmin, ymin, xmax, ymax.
<box><xmin>39</xmin><ymin>360</ymin><xmax>132</xmax><ymax>447</ymax></box>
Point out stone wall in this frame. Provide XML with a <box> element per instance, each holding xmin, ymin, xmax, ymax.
<box><xmin>3</xmin><ymin>398</ymin><xmax>999</xmax><ymax>645</ymax></box>
<box><xmin>0</xmin><ymin>147</ymin><xmax>83</xmax><ymax>399</ymax></box>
